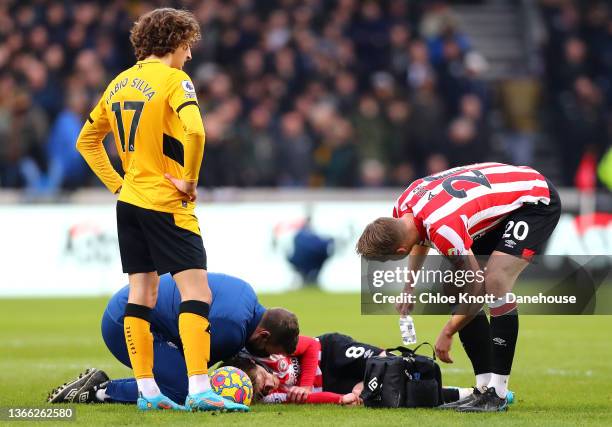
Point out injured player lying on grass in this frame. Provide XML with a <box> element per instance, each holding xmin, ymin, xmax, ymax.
<box><xmin>226</xmin><ymin>333</ymin><xmax>514</xmax><ymax>406</ymax></box>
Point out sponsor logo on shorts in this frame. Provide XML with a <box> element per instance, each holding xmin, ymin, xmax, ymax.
<box><xmin>504</xmin><ymin>239</ymin><xmax>516</xmax><ymax>248</ymax></box>
<box><xmin>363</xmin><ymin>349</ymin><xmax>376</xmax><ymax>359</ymax></box>
<box><xmin>492</xmin><ymin>337</ymin><xmax>507</xmax><ymax>346</ymax></box>
<box><xmin>368</xmin><ymin>377</ymin><xmax>378</xmax><ymax>391</ymax></box>
<box><xmin>522</xmin><ymin>248</ymin><xmax>535</xmax><ymax>261</ymax></box>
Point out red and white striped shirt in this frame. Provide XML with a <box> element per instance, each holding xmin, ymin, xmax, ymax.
<box><xmin>393</xmin><ymin>163</ymin><xmax>550</xmax><ymax>256</ymax></box>
<box><xmin>255</xmin><ymin>336</ymin><xmax>328</xmax><ymax>404</ymax></box>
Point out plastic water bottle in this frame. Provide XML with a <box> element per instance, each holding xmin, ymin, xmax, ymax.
<box><xmin>399</xmin><ymin>315</ymin><xmax>417</xmax><ymax>345</ymax></box>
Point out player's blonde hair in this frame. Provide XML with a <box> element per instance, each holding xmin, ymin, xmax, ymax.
<box><xmin>130</xmin><ymin>8</ymin><xmax>201</xmax><ymax>61</ymax></box>
<box><xmin>356</xmin><ymin>217</ymin><xmax>403</xmax><ymax>258</ymax></box>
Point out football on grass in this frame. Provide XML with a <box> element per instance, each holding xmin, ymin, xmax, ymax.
<box><xmin>209</xmin><ymin>366</ymin><xmax>253</xmax><ymax>406</ymax></box>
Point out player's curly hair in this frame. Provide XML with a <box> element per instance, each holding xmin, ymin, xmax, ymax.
<box><xmin>130</xmin><ymin>8</ymin><xmax>201</xmax><ymax>61</ymax></box>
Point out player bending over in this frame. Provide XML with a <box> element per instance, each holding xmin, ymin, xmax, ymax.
<box><xmin>357</xmin><ymin>162</ymin><xmax>560</xmax><ymax>412</ymax></box>
<box><xmin>227</xmin><ymin>333</ymin><xmax>491</xmax><ymax>406</ymax></box>
<box><xmin>47</xmin><ymin>273</ymin><xmax>299</xmax><ymax>406</ymax></box>
<box><xmin>76</xmin><ymin>8</ymin><xmax>234</xmax><ymax>412</ymax></box>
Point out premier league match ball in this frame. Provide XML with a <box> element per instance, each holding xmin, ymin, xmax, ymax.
<box><xmin>209</xmin><ymin>366</ymin><xmax>254</xmax><ymax>406</ymax></box>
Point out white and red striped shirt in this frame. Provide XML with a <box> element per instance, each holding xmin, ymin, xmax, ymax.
<box><xmin>393</xmin><ymin>163</ymin><xmax>550</xmax><ymax>256</ymax></box>
<box><xmin>255</xmin><ymin>336</ymin><xmax>327</xmax><ymax>404</ymax></box>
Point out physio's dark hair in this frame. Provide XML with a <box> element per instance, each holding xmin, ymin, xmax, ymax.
<box><xmin>260</xmin><ymin>307</ymin><xmax>299</xmax><ymax>354</ymax></box>
<box><xmin>130</xmin><ymin>8</ymin><xmax>201</xmax><ymax>61</ymax></box>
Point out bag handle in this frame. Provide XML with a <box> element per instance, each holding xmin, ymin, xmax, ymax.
<box><xmin>385</xmin><ymin>342</ymin><xmax>436</xmax><ymax>360</ymax></box>
<box><xmin>412</xmin><ymin>342</ymin><xmax>436</xmax><ymax>360</ymax></box>
<box><xmin>384</xmin><ymin>345</ymin><xmax>413</xmax><ymax>355</ymax></box>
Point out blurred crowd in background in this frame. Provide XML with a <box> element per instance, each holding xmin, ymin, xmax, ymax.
<box><xmin>0</xmin><ymin>0</ymin><xmax>609</xmax><ymax>194</ymax></box>
<box><xmin>539</xmin><ymin>0</ymin><xmax>611</xmax><ymax>188</ymax></box>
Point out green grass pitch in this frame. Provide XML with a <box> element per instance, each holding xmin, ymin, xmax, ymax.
<box><xmin>1</xmin><ymin>289</ymin><xmax>611</xmax><ymax>426</ymax></box>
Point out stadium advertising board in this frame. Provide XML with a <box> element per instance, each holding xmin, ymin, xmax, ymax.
<box><xmin>0</xmin><ymin>203</ymin><xmax>609</xmax><ymax>297</ymax></box>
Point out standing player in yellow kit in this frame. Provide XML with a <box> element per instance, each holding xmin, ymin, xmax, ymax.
<box><xmin>76</xmin><ymin>8</ymin><xmax>248</xmax><ymax>412</ymax></box>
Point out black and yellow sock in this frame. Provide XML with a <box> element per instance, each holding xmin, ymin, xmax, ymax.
<box><xmin>123</xmin><ymin>303</ymin><xmax>154</xmax><ymax>379</ymax></box>
<box><xmin>178</xmin><ymin>300</ymin><xmax>211</xmax><ymax>377</ymax></box>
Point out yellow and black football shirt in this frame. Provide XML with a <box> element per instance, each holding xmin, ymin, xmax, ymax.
<box><xmin>76</xmin><ymin>59</ymin><xmax>205</xmax><ymax>214</ymax></box>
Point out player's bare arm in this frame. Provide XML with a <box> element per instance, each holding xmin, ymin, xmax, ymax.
<box><xmin>435</xmin><ymin>249</ymin><xmax>486</xmax><ymax>363</ymax></box>
<box><xmin>396</xmin><ymin>243</ymin><xmax>429</xmax><ymax>315</ymax></box>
